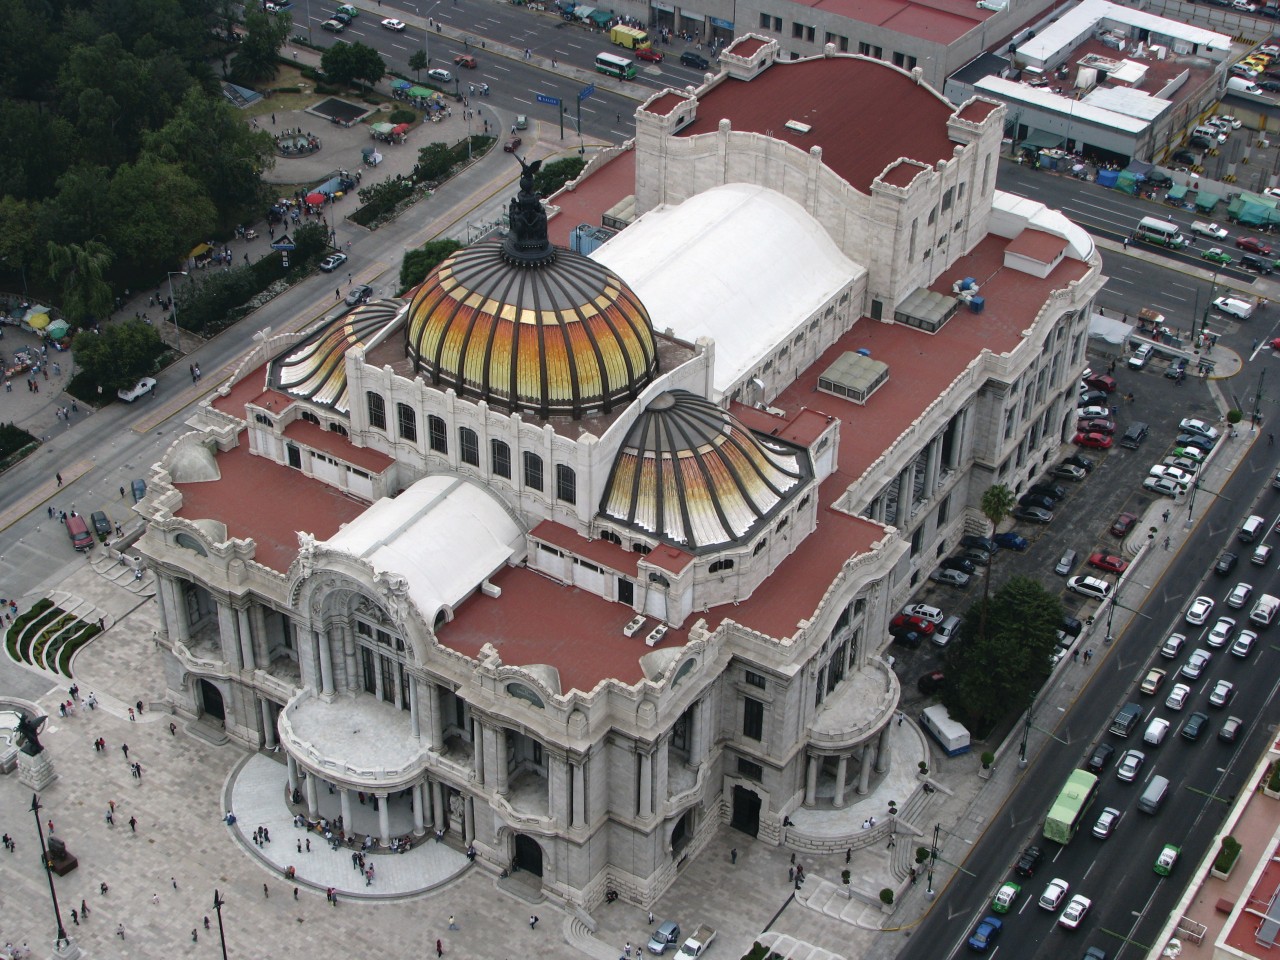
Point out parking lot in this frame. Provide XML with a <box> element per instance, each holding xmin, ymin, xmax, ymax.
<box><xmin>895</xmin><ymin>346</ymin><xmax>1226</xmax><ymax>712</ymax></box>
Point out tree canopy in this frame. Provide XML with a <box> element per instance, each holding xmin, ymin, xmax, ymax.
<box><xmin>72</xmin><ymin>318</ymin><xmax>166</xmax><ymax>393</ymax></box>
<box><xmin>942</xmin><ymin>576</ymin><xmax>1062</xmax><ymax>734</ymax></box>
<box><xmin>233</xmin><ymin>9</ymin><xmax>291</xmax><ymax>83</ymax></box>
<box><xmin>320</xmin><ymin>41</ymin><xmax>385</xmax><ymax>91</ymax></box>
<box><xmin>400</xmin><ymin>239</ymin><xmax>461</xmax><ymax>293</ymax></box>
<box><xmin>534</xmin><ymin>157</ymin><xmax>587</xmax><ymax>197</ymax></box>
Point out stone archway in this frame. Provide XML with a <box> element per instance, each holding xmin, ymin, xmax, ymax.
<box><xmin>512</xmin><ymin>833</ymin><xmax>544</xmax><ymax>878</ymax></box>
<box><xmin>198</xmin><ymin>679</ymin><xmax>225</xmax><ymax>724</ymax></box>
<box><xmin>730</xmin><ymin>785</ymin><xmax>761</xmax><ymax>837</ymax></box>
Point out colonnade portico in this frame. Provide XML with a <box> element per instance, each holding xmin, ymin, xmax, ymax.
<box><xmin>803</xmin><ymin>658</ymin><xmax>900</xmax><ymax>808</ymax></box>
<box><xmin>803</xmin><ymin>721</ymin><xmax>894</xmax><ymax>807</ymax></box>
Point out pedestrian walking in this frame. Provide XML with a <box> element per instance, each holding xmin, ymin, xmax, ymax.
<box><xmin>151</xmin><ymin>893</ymin><xmax>160</xmax><ymax>905</ymax></box>
<box><xmin>101</xmin><ymin>882</ymin><xmax>109</xmax><ymax>895</ymax></box>
<box><xmin>730</xmin><ymin>847</ymin><xmax>738</xmax><ymax>864</ymax></box>
<box><xmin>1271</xmin><ymin>433</ymin><xmax>1275</xmax><ymax>445</ymax></box>
<box><xmin>70</xmin><ymin>909</ymin><xmax>78</xmax><ymax>926</ymax></box>
<box><xmin>192</xmin><ymin>929</ymin><xmax>199</xmax><ymax>943</ymax></box>
<box><xmin>81</xmin><ymin>900</ymin><xmax>89</xmax><ymax>918</ymax></box>
<box><xmin>530</xmin><ymin>915</ymin><xmax>539</xmax><ymax>929</ymax></box>
<box><xmin>56</xmin><ymin>472</ymin><xmax>62</xmax><ymax>487</ymax></box>
<box><xmin>294</xmin><ymin>887</ymin><xmax>299</xmax><ymax>900</ymax></box>
<box><xmin>846</xmin><ymin>847</ymin><xmax>852</xmax><ymax>863</ymax></box>
<box><xmin>264</xmin><ymin>883</ymin><xmax>269</xmax><ymax>898</ymax></box>
<box><xmin>298</xmin><ymin>839</ymin><xmax>302</xmax><ymax>854</ymax></box>
<box><xmin>448</xmin><ymin>915</ymin><xmax>458</xmax><ymax>930</ymax></box>
<box><xmin>116</xmin><ymin>924</ymin><xmax>125</xmax><ymax>939</ymax></box>
<box><xmin>306</xmin><ymin>838</ymin><xmax>311</xmax><ymax>852</ymax></box>
<box><xmin>910</xmin><ymin>867</ymin><xmax>918</xmax><ymax>884</ymax></box>
<box><xmin>648</xmin><ymin>911</ymin><xmax>655</xmax><ymax>925</ymax></box>
<box><xmin>203</xmin><ymin>917</ymin><xmax>210</xmax><ymax>930</ymax></box>
<box><xmin>1164</xmin><ymin>535</ymin><xmax>1171</xmax><ymax>550</ymax></box>
<box><xmin>625</xmin><ymin>943</ymin><xmax>632</xmax><ymax>958</ymax></box>
<box><xmin>127</xmin><ymin>707</ymin><xmax>134</xmax><ymax>721</ymax></box>
<box><xmin>169</xmin><ymin>722</ymin><xmax>176</xmax><ymax>736</ymax></box>
<box><xmin>121</xmin><ymin>743</ymin><xmax>129</xmax><ymax>758</ymax></box>
<box><xmin>788</xmin><ymin>865</ymin><xmax>794</xmax><ymax>883</ymax></box>
<box><xmin>436</xmin><ymin>939</ymin><xmax>444</xmax><ymax>957</ymax></box>
<box><xmin>1072</xmin><ymin>648</ymin><xmax>1079</xmax><ymax>662</ymax></box>
<box><xmin>171</xmin><ymin>877</ymin><xmax>178</xmax><ymax>889</ymax></box>
<box><xmin>128</xmin><ymin>816</ymin><xmax>137</xmax><ymax>832</ymax></box>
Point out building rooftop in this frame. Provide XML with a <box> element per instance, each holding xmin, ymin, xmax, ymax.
<box><xmin>678</xmin><ymin>56</ymin><xmax>960</xmax><ymax>193</ymax></box>
<box><xmin>806</xmin><ymin>0</ymin><xmax>993</xmax><ymax>45</ymax></box>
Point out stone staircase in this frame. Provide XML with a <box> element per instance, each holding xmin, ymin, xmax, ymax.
<box><xmin>888</xmin><ymin>778</ymin><xmax>950</xmax><ymax>881</ymax></box>
<box><xmin>755</xmin><ymin>931</ymin><xmax>847</xmax><ymax>960</ymax></box>
<box><xmin>91</xmin><ymin>550</ymin><xmax>156</xmax><ymax>595</ymax></box>
<box><xmin>562</xmin><ymin>914</ymin><xmax>616</xmax><ymax>960</ymax></box>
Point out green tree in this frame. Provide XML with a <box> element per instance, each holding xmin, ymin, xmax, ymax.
<box><xmin>320</xmin><ymin>42</ymin><xmax>359</xmax><ymax>86</ymax></box>
<box><xmin>234</xmin><ymin>9</ymin><xmax>291</xmax><ymax>84</ymax></box>
<box><xmin>408</xmin><ymin>50</ymin><xmax>429</xmax><ymax>80</ymax></box>
<box><xmin>533</xmin><ymin>156</ymin><xmax>586</xmax><ymax>197</ymax></box>
<box><xmin>347</xmin><ymin>42</ymin><xmax>386</xmax><ymax>92</ymax></box>
<box><xmin>978</xmin><ymin>483</ymin><xmax>1016</xmax><ymax>636</ymax></box>
<box><xmin>72</xmin><ymin>319</ymin><xmax>167</xmax><ymax>394</ymax></box>
<box><xmin>0</xmin><ymin>196</ymin><xmax>43</xmax><ymax>295</ymax></box>
<box><xmin>105</xmin><ymin>156</ymin><xmax>216</xmax><ymax>284</ymax></box>
<box><xmin>401</xmin><ymin>239</ymin><xmax>461</xmax><ymax>292</ymax></box>
<box><xmin>414</xmin><ymin>142</ymin><xmax>454</xmax><ymax>183</ymax></box>
<box><xmin>943</xmin><ymin>576</ymin><xmax>1062</xmax><ymax>733</ymax></box>
<box><xmin>46</xmin><ymin>239</ymin><xmax>114</xmax><ymax>324</ymax></box>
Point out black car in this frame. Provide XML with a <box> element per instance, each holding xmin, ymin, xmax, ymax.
<box><xmin>1261</xmin><ymin>79</ymin><xmax>1280</xmax><ymax>91</ymax></box>
<box><xmin>1018</xmin><ymin>494</ymin><xmax>1055</xmax><ymax>511</ymax></box>
<box><xmin>1028</xmin><ymin>482</ymin><xmax>1066</xmax><ymax>502</ymax></box>
<box><xmin>1165</xmin><ymin>358</ymin><xmax>1188</xmax><ymax>379</ymax></box>
<box><xmin>1014</xmin><ymin>844</ymin><xmax>1044</xmax><ymax>877</ymax></box>
<box><xmin>1189</xmin><ymin>135</ymin><xmax>1214</xmax><ymax>149</ymax></box>
<box><xmin>680</xmin><ymin>50</ymin><xmax>710</xmax><ymax>69</ymax></box>
<box><xmin>1084</xmin><ymin>741</ymin><xmax>1115</xmax><ymax>774</ymax></box>
<box><xmin>91</xmin><ymin>510</ymin><xmax>111</xmax><ymax>536</ymax></box>
<box><xmin>1181</xmin><ymin>711</ymin><xmax>1209</xmax><ymax>741</ymax></box>
<box><xmin>961</xmin><ymin>535</ymin><xmax>998</xmax><ymax>554</ymax></box>
<box><xmin>1077</xmin><ymin>389</ymin><xmax>1108</xmax><ymax>408</ymax></box>
<box><xmin>1215</xmin><ymin>552</ymin><xmax>1238</xmax><ymax>575</ymax></box>
<box><xmin>941</xmin><ymin>556</ymin><xmax>976</xmax><ymax>574</ymax></box>
<box><xmin>1171</xmin><ymin>149</ymin><xmax>1198</xmax><ymax>165</ymax></box>
<box><xmin>1241</xmin><ymin>253</ymin><xmax>1275</xmax><ymax>274</ymax></box>
<box><xmin>1064</xmin><ymin>453</ymin><xmax>1095</xmax><ymax>473</ymax></box>
<box><xmin>917</xmin><ymin>670</ymin><xmax>945</xmax><ymax>696</ymax></box>
<box><xmin>1176</xmin><ymin>433</ymin><xmax>1215</xmax><ymax>452</ymax></box>
<box><xmin>1144</xmin><ymin>172</ymin><xmax>1174</xmax><ymax>189</ymax></box>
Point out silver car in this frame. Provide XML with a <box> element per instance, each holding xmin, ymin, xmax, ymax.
<box><xmin>1117</xmin><ymin>749</ymin><xmax>1145</xmax><ymax>782</ymax></box>
<box><xmin>1092</xmin><ymin>806</ymin><xmax>1122</xmax><ymax>839</ymax></box>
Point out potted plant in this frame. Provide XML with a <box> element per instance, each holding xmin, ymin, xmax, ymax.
<box><xmin>842</xmin><ymin>869</ymin><xmax>851</xmax><ymax>898</ymax></box>
<box><xmin>879</xmin><ymin>887</ymin><xmax>895</xmax><ymax>913</ymax></box>
<box><xmin>917</xmin><ymin>761</ymin><xmax>929</xmax><ymax>780</ymax></box>
<box><xmin>1212</xmin><ymin>836</ymin><xmax>1241</xmax><ymax>880</ymax></box>
<box><xmin>980</xmin><ymin>751</ymin><xmax>995</xmax><ymax>780</ymax></box>
<box><xmin>1265</xmin><ymin>761</ymin><xmax>1280</xmax><ymax>799</ymax></box>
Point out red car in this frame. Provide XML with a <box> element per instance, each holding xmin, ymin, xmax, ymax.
<box><xmin>635</xmin><ymin>47</ymin><xmax>664</xmax><ymax>62</ymax></box>
<box><xmin>504</xmin><ymin>136</ymin><xmax>522</xmax><ymax>152</ymax></box>
<box><xmin>1270</xmin><ymin>337</ymin><xmax>1280</xmax><ymax>351</ymax></box>
<box><xmin>1111</xmin><ymin>512</ymin><xmax>1137</xmax><ymax>537</ymax></box>
<box><xmin>453</xmin><ymin>54</ymin><xmax>478</xmax><ymax>68</ymax></box>
<box><xmin>889</xmin><ymin>614</ymin><xmax>935</xmax><ymax>637</ymax></box>
<box><xmin>1076</xmin><ymin>418</ymin><xmax>1116</xmax><ymax>434</ymax></box>
<box><xmin>1089</xmin><ymin>552</ymin><xmax>1129</xmax><ymax>574</ymax></box>
<box><xmin>1073</xmin><ymin>432</ymin><xmax>1113</xmax><ymax>449</ymax></box>
<box><xmin>1083</xmin><ymin>374</ymin><xmax>1117</xmax><ymax>393</ymax></box>
<box><xmin>1237</xmin><ymin>236</ymin><xmax>1273</xmax><ymax>255</ymax></box>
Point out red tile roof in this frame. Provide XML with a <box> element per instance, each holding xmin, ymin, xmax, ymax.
<box><xmin>531</xmin><ymin>520</ymin><xmax>641</xmax><ymax>576</ymax></box>
<box><xmin>725</xmin><ymin>35</ymin><xmax>769</xmax><ymax>57</ymax></box>
<box><xmin>642</xmin><ymin>91</ymin><xmax>687</xmax><ymax>117</ymax></box>
<box><xmin>173</xmin><ymin>432</ymin><xmax>368</xmax><ymax>573</ymax></box>
<box><xmin>957</xmin><ymin>99</ymin><xmax>999</xmax><ymax>123</ymax></box>
<box><xmin>548</xmin><ymin>151</ymin><xmax>637</xmax><ymax>248</ymax></box>
<box><xmin>282</xmin><ymin>418</ymin><xmax>394</xmax><ymax>473</ymax></box>
<box><xmin>1007</xmin><ymin>228</ymin><xmax>1068</xmax><ymax>264</ymax></box>
<box><xmin>815</xmin><ymin>0</ymin><xmax>991</xmax><ymax>44</ymax></box>
<box><xmin>211</xmin><ymin>364</ymin><xmax>291</xmax><ymax>421</ymax></box>
<box><xmin>679</xmin><ymin>57</ymin><xmax>959</xmax><ymax>193</ymax></box>
<box><xmin>880</xmin><ymin>160</ymin><xmax>930</xmax><ymax>189</ymax></box>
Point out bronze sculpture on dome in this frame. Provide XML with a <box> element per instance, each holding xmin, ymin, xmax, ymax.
<box><xmin>504</xmin><ymin>154</ymin><xmax>555</xmax><ymax>266</ymax></box>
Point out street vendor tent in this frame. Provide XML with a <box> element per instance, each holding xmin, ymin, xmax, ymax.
<box><xmin>391</xmin><ymin>79</ymin><xmax>411</xmax><ymax>90</ymax></box>
<box><xmin>1166</xmin><ymin>183</ymin><xmax>1188</xmax><ymax>203</ymax></box>
<box><xmin>573</xmin><ymin>4</ymin><xmax>595</xmax><ymax>19</ymax></box>
<box><xmin>1096</xmin><ymin>168</ymin><xmax>1120</xmax><ymax>188</ymax></box>
<box><xmin>1113</xmin><ymin>170</ymin><xmax>1140</xmax><ymax>195</ymax></box>
<box><xmin>1195</xmin><ymin>191</ymin><xmax>1220</xmax><ymax>213</ymax></box>
<box><xmin>24</xmin><ymin>306</ymin><xmax>50</xmax><ymax>329</ymax></box>
<box><xmin>588</xmin><ymin>8</ymin><xmax>610</xmax><ymax>25</ymax></box>
<box><xmin>305</xmin><ymin>191</ymin><xmax>326</xmax><ymax>205</ymax></box>
<box><xmin>46</xmin><ymin>319</ymin><xmax>69</xmax><ymax>340</ymax></box>
<box><xmin>370</xmin><ymin>122</ymin><xmax>395</xmax><ymax>135</ymax></box>
<box><xmin>189</xmin><ymin>242</ymin><xmax>212</xmax><ymax>259</ymax></box>
<box><xmin>409</xmin><ymin>86</ymin><xmax>432</xmax><ymax>98</ymax></box>
<box><xmin>391</xmin><ymin>123</ymin><xmax>411</xmax><ymax>137</ymax></box>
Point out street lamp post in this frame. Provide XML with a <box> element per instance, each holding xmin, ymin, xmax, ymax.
<box><xmin>30</xmin><ymin>793</ymin><xmax>76</xmax><ymax>958</ymax></box>
<box><xmin>213</xmin><ymin>889</ymin><xmax>229</xmax><ymax>960</ymax></box>
<box><xmin>167</xmin><ymin>270</ymin><xmax>188</xmax><ymax>351</ymax></box>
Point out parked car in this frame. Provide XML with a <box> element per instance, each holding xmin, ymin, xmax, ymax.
<box><xmin>1088</xmin><ymin>553</ymin><xmax>1128</xmax><ymax>574</ymax></box>
<box><xmin>117</xmin><ymin>377</ymin><xmax>157</xmax><ymax>402</ymax></box>
<box><xmin>1128</xmin><ymin>343</ymin><xmax>1154</xmax><ymax>369</ymax></box>
<box><xmin>889</xmin><ymin>614</ymin><xmax>935</xmax><ymax>637</ymax></box>
<box><xmin>1067</xmin><ymin>576</ymin><xmax>1112</xmax><ymax>600</ymax></box>
<box><xmin>960</xmin><ymin>548</ymin><xmax>991</xmax><ymax>567</ymax></box>
<box><xmin>961</xmin><ymin>535</ymin><xmax>998</xmax><ymax>554</ymax></box>
<box><xmin>1143</xmin><ymin>476</ymin><xmax>1180</xmax><ymax>497</ymax></box>
<box><xmin>91</xmin><ymin>510</ymin><xmax>112</xmax><ymax>536</ymax></box>
<box><xmin>901</xmin><ymin>604</ymin><xmax>944</xmax><ymax>624</ymax></box>
<box><xmin>1052</xmin><ymin>463</ymin><xmax>1087</xmax><ymax>481</ymax></box>
<box><xmin>994</xmin><ymin>531</ymin><xmax>1029</xmax><ymax>550</ymax></box>
<box><xmin>1179</xmin><ymin>418</ymin><xmax>1221</xmax><ymax>441</ymax></box>
<box><xmin>917</xmin><ymin>670</ymin><xmax>945</xmax><ymax>696</ymax></box>
<box><xmin>1078</xmin><ymin>389</ymin><xmax>1109</xmax><ymax>408</ymax></box>
<box><xmin>941</xmin><ymin>556</ymin><xmax>976</xmax><ymax>574</ymax></box>
<box><xmin>929</xmin><ymin>568</ymin><xmax>970</xmax><ymax>588</ymax></box>
<box><xmin>1064</xmin><ymin>454</ymin><xmax>1096</xmax><ymax>473</ymax></box>
<box><xmin>1110</xmin><ymin>512</ymin><xmax>1137</xmax><ymax>537</ymax></box>
<box><xmin>1014</xmin><ymin>505</ymin><xmax>1053</xmax><ymax>523</ymax></box>
<box><xmin>1019</xmin><ymin>493</ymin><xmax>1055</xmax><ymax>511</ymax></box>
<box><xmin>1074</xmin><ymin>432</ymin><xmax>1113</xmax><ymax>449</ymax></box>
<box><xmin>680</xmin><ymin>50</ymin><xmax>710</xmax><ymax>69</ymax></box>
<box><xmin>1165</xmin><ymin>357</ymin><xmax>1190</xmax><ymax>380</ymax></box>
<box><xmin>1077</xmin><ymin>418</ymin><xmax>1116</xmax><ymax>434</ymax></box>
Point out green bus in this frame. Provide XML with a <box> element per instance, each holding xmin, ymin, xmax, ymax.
<box><xmin>1043</xmin><ymin>769</ymin><xmax>1099</xmax><ymax>844</ymax></box>
<box><xmin>595</xmin><ymin>52</ymin><xmax>637</xmax><ymax>80</ymax></box>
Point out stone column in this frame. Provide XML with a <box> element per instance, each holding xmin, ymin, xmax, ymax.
<box><xmin>342</xmin><ymin>622</ymin><xmax>358</xmax><ymax>693</ymax></box>
<box><xmin>432</xmin><ymin>781</ymin><xmax>446</xmax><ymax>833</ymax></box>
<box><xmin>167</xmin><ymin>579</ymin><xmax>191</xmax><ymax>643</ymax></box>
<box><xmin>376</xmin><ymin>793</ymin><xmax>390</xmax><ymax>845</ymax></box>
<box><xmin>464</xmin><ymin>795</ymin><xmax>475</xmax><ymax>845</ymax></box>
<box><xmin>304</xmin><ymin>771</ymin><xmax>318</xmax><ymax>817</ymax></box>
<box><xmin>412</xmin><ymin>783</ymin><xmax>425</xmax><ymax>835</ymax></box>
<box><xmin>832</xmin><ymin>754</ymin><xmax>849</xmax><ymax>808</ymax></box>
<box><xmin>340</xmin><ymin>788</ymin><xmax>352</xmax><ymax>831</ymax></box>
<box><xmin>155</xmin><ymin>577</ymin><xmax>171</xmax><ymax>637</ymax></box>
<box><xmin>428</xmin><ymin>682</ymin><xmax>445</xmax><ymax>752</ymax></box>
<box><xmin>216</xmin><ymin>601</ymin><xmax>240</xmax><ymax>668</ymax></box>
<box><xmin>552</xmin><ymin>757</ymin><xmax>570</xmax><ymax>829</ymax></box>
<box><xmin>472</xmin><ymin>719</ymin><xmax>485</xmax><ymax>786</ymax></box>
<box><xmin>571</xmin><ymin>761</ymin><xmax>586</xmax><ymax>828</ymax></box>
<box><xmin>857</xmin><ymin>742</ymin><xmax>873</xmax><ymax>795</ymax></box>
<box><xmin>371</xmin><ymin>646</ymin><xmax>383</xmax><ymax>701</ymax></box>
<box><xmin>260</xmin><ymin>699</ymin><xmax>276</xmax><ymax>749</ymax></box>
<box><xmin>875</xmin><ymin>725</ymin><xmax>892</xmax><ymax>773</ymax></box>
<box><xmin>236</xmin><ymin>607</ymin><xmax>254</xmax><ymax>671</ymax></box>
<box><xmin>638</xmin><ymin>750</ymin><xmax>653</xmax><ymax>819</ymax></box>
<box><xmin>653</xmin><ymin>740</ymin><xmax>669</xmax><ymax>816</ymax></box>
<box><xmin>250</xmin><ymin>605</ymin><xmax>270</xmax><ymax>669</ymax></box>
<box><xmin>238</xmin><ymin>607</ymin><xmax>255</xmax><ymax>671</ymax></box>
<box><xmin>409</xmin><ymin>677</ymin><xmax>421</xmax><ymax>739</ymax></box>
<box><xmin>286</xmin><ymin>755</ymin><xmax>299</xmax><ymax>794</ymax></box>
<box><xmin>925</xmin><ymin>435</ymin><xmax>942</xmax><ymax>494</ymax></box>
<box><xmin>493</xmin><ymin>728</ymin><xmax>508</xmax><ymax>797</ymax></box>
<box><xmin>687</xmin><ymin>701</ymin><xmax>702</xmax><ymax>767</ymax></box>
<box><xmin>804</xmin><ymin>753</ymin><xmax>819</xmax><ymax>806</ymax></box>
<box><xmin>317</xmin><ymin>629</ymin><xmax>334</xmax><ymax>697</ymax></box>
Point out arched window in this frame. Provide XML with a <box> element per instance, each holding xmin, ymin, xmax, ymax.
<box><xmin>753</xmin><ymin>539</ymin><xmax>768</xmax><ymax>556</ymax></box>
<box><xmin>428</xmin><ymin>415</ymin><xmax>447</xmax><ymax>453</ymax></box>
<box><xmin>600</xmin><ymin>530</ymin><xmax>621</xmax><ymax>546</ymax></box>
<box><xmin>366</xmin><ymin>391</ymin><xmax>386</xmax><ymax>430</ymax></box>
<box><xmin>459</xmin><ymin>427</ymin><xmax>479</xmax><ymax>466</ymax></box>
<box><xmin>300</xmin><ymin>410</ymin><xmax>320</xmax><ymax>425</ymax></box>
<box><xmin>397</xmin><ymin>403</ymin><xmax>417</xmax><ymax>442</ymax></box>
<box><xmin>649</xmin><ymin>572</ymin><xmax>670</xmax><ymax>586</ymax></box>
<box><xmin>329</xmin><ymin>422</ymin><xmax>349</xmax><ymax>437</ymax></box>
<box><xmin>709</xmin><ymin>558</ymin><xmax>735</xmax><ymax>573</ymax></box>
<box><xmin>632</xmin><ymin>542</ymin><xmax>651</xmax><ymax>555</ymax></box>
<box><xmin>555</xmin><ymin>464</ymin><xmax>576</xmax><ymax>504</ymax></box>
<box><xmin>491</xmin><ymin>439</ymin><xmax>511</xmax><ymax>478</ymax></box>
<box><xmin>523</xmin><ymin>452</ymin><xmax>543</xmax><ymax>491</ymax></box>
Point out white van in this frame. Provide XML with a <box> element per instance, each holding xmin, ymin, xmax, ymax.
<box><xmin>1067</xmin><ymin>576</ymin><xmax>1112</xmax><ymax>600</ymax></box>
<box><xmin>932</xmin><ymin>615</ymin><xmax>962</xmax><ymax>647</ymax></box>
<box><xmin>1128</xmin><ymin>343</ymin><xmax>1154</xmax><ymax>369</ymax></box>
<box><xmin>920</xmin><ymin>704</ymin><xmax>971</xmax><ymax>756</ymax></box>
<box><xmin>1240</xmin><ymin>515</ymin><xmax>1265</xmax><ymax>543</ymax></box>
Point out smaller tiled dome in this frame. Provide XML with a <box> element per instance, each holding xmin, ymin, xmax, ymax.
<box><xmin>272</xmin><ymin>300</ymin><xmax>404</xmax><ymax>414</ymax></box>
<box><xmin>600</xmin><ymin>391</ymin><xmax>811</xmax><ymax>553</ymax></box>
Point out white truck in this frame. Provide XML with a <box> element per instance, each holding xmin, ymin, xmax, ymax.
<box><xmin>1250</xmin><ymin>593</ymin><xmax>1280</xmax><ymax>627</ymax></box>
<box><xmin>1191</xmin><ymin>221</ymin><xmax>1229</xmax><ymax>240</ymax></box>
<box><xmin>676</xmin><ymin>926</ymin><xmax>717</xmax><ymax>958</ymax></box>
<box><xmin>1213</xmin><ymin>296</ymin><xmax>1255</xmax><ymax>320</ymax></box>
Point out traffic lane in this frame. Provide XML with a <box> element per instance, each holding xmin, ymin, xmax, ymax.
<box><xmin>900</xmin><ymin>441</ymin><xmax>1280</xmax><ymax>960</ymax></box>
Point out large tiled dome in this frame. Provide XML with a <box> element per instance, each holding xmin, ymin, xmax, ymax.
<box><xmin>600</xmin><ymin>390</ymin><xmax>811</xmax><ymax>552</ymax></box>
<box><xmin>405</xmin><ymin>158</ymin><xmax>658</xmax><ymax>419</ymax></box>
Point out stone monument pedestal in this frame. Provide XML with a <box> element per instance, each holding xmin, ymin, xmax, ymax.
<box><xmin>18</xmin><ymin>749</ymin><xmax>57</xmax><ymax>791</ymax></box>
<box><xmin>51</xmin><ymin>936</ymin><xmax>81</xmax><ymax>960</ymax></box>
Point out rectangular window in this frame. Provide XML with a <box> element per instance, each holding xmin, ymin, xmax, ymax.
<box><xmin>555</xmin><ymin>464</ymin><xmax>577</xmax><ymax>503</ymax></box>
<box><xmin>366</xmin><ymin>391</ymin><xmax>386</xmax><ymax>431</ymax></box>
<box><xmin>491</xmin><ymin>440</ymin><xmax>511</xmax><ymax>478</ymax></box>
<box><xmin>760</xmin><ymin>12</ymin><xmax>772</xmax><ymax>28</ymax></box>
<box><xmin>892</xmin><ymin>51</ymin><xmax>905</xmax><ymax>67</ymax></box>
<box><xmin>942</xmin><ymin>186</ymin><xmax>954</xmax><ymax>212</ymax></box>
<box><xmin>736</xmin><ymin>757</ymin><xmax>763</xmax><ymax>782</ymax></box>
<box><xmin>523</xmin><ymin>452</ymin><xmax>544</xmax><ymax>491</ymax></box>
<box><xmin>428</xmin><ymin>416</ymin><xmax>447</xmax><ymax>453</ymax></box>
<box><xmin>792</xmin><ymin>21</ymin><xmax>803</xmax><ymax>37</ymax></box>
<box><xmin>397</xmin><ymin>403</ymin><xmax>417</xmax><ymax>442</ymax></box>
<box><xmin>858</xmin><ymin>41</ymin><xmax>871</xmax><ymax>56</ymax></box>
<box><xmin>804</xmin><ymin>25</ymin><xmax>815</xmax><ymax>41</ymax></box>
<box><xmin>460</xmin><ymin>428</ymin><xmax>479</xmax><ymax>466</ymax></box>
<box><xmin>743</xmin><ymin>697</ymin><xmax>764</xmax><ymax>740</ymax></box>
<box><xmin>745</xmin><ymin>670</ymin><xmax>767</xmax><ymax>689</ymax></box>
<box><xmin>906</xmin><ymin>54</ymin><xmax>917</xmax><ymax>70</ymax></box>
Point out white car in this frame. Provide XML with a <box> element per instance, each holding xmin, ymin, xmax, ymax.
<box><xmin>1185</xmin><ymin>596</ymin><xmax>1215</xmax><ymax>626</ymax></box>
<box><xmin>1117</xmin><ymin>749</ymin><xmax>1145</xmax><ymax>782</ymax></box>
<box><xmin>1207</xmin><ymin>616</ymin><xmax>1236</xmax><ymax>647</ymax></box>
<box><xmin>1079</xmin><ymin>405</ymin><xmax>1111</xmax><ymax>420</ymax></box>
<box><xmin>1144</xmin><ymin>717</ymin><xmax>1170</xmax><ymax>746</ymax></box>
<box><xmin>1144</xmin><ymin>476</ymin><xmax>1180</xmax><ymax>498</ymax></box>
<box><xmin>1226</xmin><ymin>582</ymin><xmax>1253</xmax><ymax>609</ymax></box>
<box><xmin>380</xmin><ymin>17</ymin><xmax>406</xmax><ymax>29</ymax></box>
<box><xmin>1160</xmin><ymin>633</ymin><xmax>1186</xmax><ymax>659</ymax></box>
<box><xmin>1165</xmin><ymin>683</ymin><xmax>1191</xmax><ymax>710</ymax></box>
<box><xmin>1253</xmin><ymin>544</ymin><xmax>1274</xmax><ymax>566</ymax></box>
<box><xmin>1181</xmin><ymin>647</ymin><xmax>1212</xmax><ymax>679</ymax></box>
<box><xmin>1039</xmin><ymin>878</ymin><xmax>1070</xmax><ymax>910</ymax></box>
<box><xmin>901</xmin><ymin>603</ymin><xmax>944</xmax><ymax>624</ymax></box>
<box><xmin>1218</xmin><ymin>114</ymin><xmax>1244</xmax><ymax>129</ymax></box>
<box><xmin>117</xmin><ymin>377</ymin><xmax>157</xmax><ymax>402</ymax></box>
<box><xmin>1148</xmin><ymin>465</ymin><xmax>1193</xmax><ymax>489</ymax></box>
<box><xmin>1179</xmin><ymin>418</ymin><xmax>1220</xmax><ymax>441</ymax></box>
<box><xmin>1092</xmin><ymin>806</ymin><xmax>1122</xmax><ymax>839</ymax></box>
<box><xmin>1067</xmin><ymin>576</ymin><xmax>1112</xmax><ymax>601</ymax></box>
<box><xmin>1059</xmin><ymin>894</ymin><xmax>1091</xmax><ymax>929</ymax></box>
<box><xmin>427</xmin><ymin>67</ymin><xmax>453</xmax><ymax>83</ymax></box>
<box><xmin>1231</xmin><ymin>629</ymin><xmax>1257</xmax><ymax>657</ymax></box>
<box><xmin>1210</xmin><ymin>679</ymin><xmax>1237</xmax><ymax>707</ymax></box>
